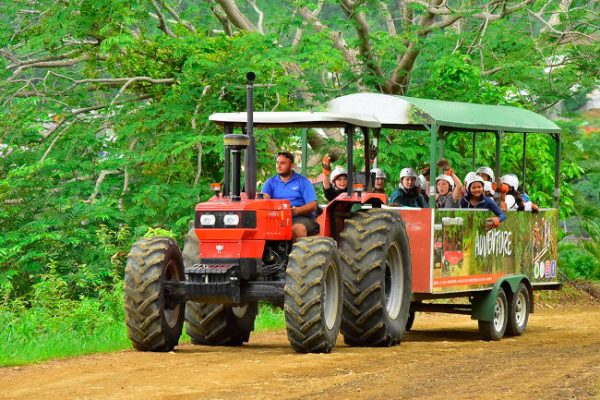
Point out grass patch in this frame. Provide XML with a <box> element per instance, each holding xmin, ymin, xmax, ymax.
<box><xmin>1</xmin><ymin>296</ymin><xmax>285</xmax><ymax>367</ymax></box>
<box><xmin>0</xmin><ymin>288</ymin><xmax>129</xmax><ymax>367</ymax></box>
<box><xmin>255</xmin><ymin>303</ymin><xmax>285</xmax><ymax>331</ymax></box>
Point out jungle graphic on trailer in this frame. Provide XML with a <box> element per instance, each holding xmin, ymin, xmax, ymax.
<box><xmin>432</xmin><ymin>209</ymin><xmax>558</xmax><ymax>293</ymax></box>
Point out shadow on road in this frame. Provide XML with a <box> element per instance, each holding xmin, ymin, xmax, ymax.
<box><xmin>404</xmin><ymin>328</ymin><xmax>481</xmax><ymax>342</ymax></box>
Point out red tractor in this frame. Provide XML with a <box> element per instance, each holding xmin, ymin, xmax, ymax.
<box><xmin>123</xmin><ymin>73</ymin><xmax>412</xmax><ymax>353</ymax></box>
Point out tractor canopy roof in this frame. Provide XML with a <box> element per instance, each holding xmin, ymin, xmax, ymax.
<box><xmin>209</xmin><ymin>111</ymin><xmax>380</xmax><ymax>129</ymax></box>
<box><xmin>326</xmin><ymin>93</ymin><xmax>561</xmax><ymax>134</ymax></box>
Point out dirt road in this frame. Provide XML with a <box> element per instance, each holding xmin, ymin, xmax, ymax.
<box><xmin>2</xmin><ymin>305</ymin><xmax>600</xmax><ymax>400</ymax></box>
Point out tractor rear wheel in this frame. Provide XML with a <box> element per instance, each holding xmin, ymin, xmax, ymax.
<box><xmin>124</xmin><ymin>237</ymin><xmax>185</xmax><ymax>352</ymax></box>
<box><xmin>340</xmin><ymin>210</ymin><xmax>412</xmax><ymax>347</ymax></box>
<box><xmin>284</xmin><ymin>237</ymin><xmax>342</xmax><ymax>353</ymax></box>
<box><xmin>182</xmin><ymin>226</ymin><xmax>258</xmax><ymax>346</ymax></box>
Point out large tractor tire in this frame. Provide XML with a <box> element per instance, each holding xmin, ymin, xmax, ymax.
<box><xmin>339</xmin><ymin>210</ymin><xmax>412</xmax><ymax>347</ymax></box>
<box><xmin>185</xmin><ymin>302</ymin><xmax>259</xmax><ymax>346</ymax></box>
<box><xmin>182</xmin><ymin>226</ymin><xmax>258</xmax><ymax>346</ymax></box>
<box><xmin>284</xmin><ymin>237</ymin><xmax>343</xmax><ymax>353</ymax></box>
<box><xmin>124</xmin><ymin>237</ymin><xmax>185</xmax><ymax>352</ymax></box>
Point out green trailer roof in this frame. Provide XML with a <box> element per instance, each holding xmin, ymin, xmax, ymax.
<box><xmin>327</xmin><ymin>93</ymin><xmax>561</xmax><ymax>134</ymax></box>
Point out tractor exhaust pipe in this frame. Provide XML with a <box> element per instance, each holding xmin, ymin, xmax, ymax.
<box><xmin>244</xmin><ymin>72</ymin><xmax>257</xmax><ymax>200</ymax></box>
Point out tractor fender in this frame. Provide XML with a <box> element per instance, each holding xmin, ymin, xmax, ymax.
<box><xmin>471</xmin><ymin>275</ymin><xmax>533</xmax><ymax>321</ymax></box>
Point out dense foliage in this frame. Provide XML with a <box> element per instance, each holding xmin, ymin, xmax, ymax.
<box><xmin>0</xmin><ymin>1</ymin><xmax>598</xmax><ymax>361</ymax></box>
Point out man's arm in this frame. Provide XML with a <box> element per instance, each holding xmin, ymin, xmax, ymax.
<box><xmin>292</xmin><ymin>201</ymin><xmax>317</xmax><ymax>216</ymax></box>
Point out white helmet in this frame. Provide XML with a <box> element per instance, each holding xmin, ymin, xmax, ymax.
<box><xmin>501</xmin><ymin>174</ymin><xmax>519</xmax><ymax>190</ymax></box>
<box><xmin>418</xmin><ymin>174</ymin><xmax>428</xmax><ymax>191</ymax></box>
<box><xmin>400</xmin><ymin>167</ymin><xmax>418</xmax><ymax>180</ymax></box>
<box><xmin>476</xmin><ymin>166</ymin><xmax>495</xmax><ymax>182</ymax></box>
<box><xmin>464</xmin><ymin>171</ymin><xmax>477</xmax><ymax>184</ymax></box>
<box><xmin>436</xmin><ymin>174</ymin><xmax>455</xmax><ymax>191</ymax></box>
<box><xmin>370</xmin><ymin>167</ymin><xmax>386</xmax><ymax>179</ymax></box>
<box><xmin>330</xmin><ymin>166</ymin><xmax>347</xmax><ymax>185</ymax></box>
<box><xmin>465</xmin><ymin>174</ymin><xmax>485</xmax><ymax>190</ymax></box>
<box><xmin>483</xmin><ymin>181</ymin><xmax>495</xmax><ymax>195</ymax></box>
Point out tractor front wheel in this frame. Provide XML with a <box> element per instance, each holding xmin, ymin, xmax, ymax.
<box><xmin>182</xmin><ymin>226</ymin><xmax>258</xmax><ymax>346</ymax></box>
<box><xmin>284</xmin><ymin>237</ymin><xmax>343</xmax><ymax>353</ymax></box>
<box><xmin>124</xmin><ymin>237</ymin><xmax>185</xmax><ymax>352</ymax></box>
<box><xmin>185</xmin><ymin>302</ymin><xmax>258</xmax><ymax>346</ymax></box>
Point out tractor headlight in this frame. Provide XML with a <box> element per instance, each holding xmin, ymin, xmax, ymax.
<box><xmin>200</xmin><ymin>214</ymin><xmax>216</xmax><ymax>226</ymax></box>
<box><xmin>223</xmin><ymin>214</ymin><xmax>240</xmax><ymax>226</ymax></box>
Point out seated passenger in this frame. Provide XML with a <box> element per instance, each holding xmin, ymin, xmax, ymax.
<box><xmin>483</xmin><ymin>181</ymin><xmax>495</xmax><ymax>198</ymax></box>
<box><xmin>435</xmin><ymin>159</ymin><xmax>463</xmax><ymax>208</ymax></box>
<box><xmin>389</xmin><ymin>168</ymin><xmax>429</xmax><ymax>208</ymax></box>
<box><xmin>370</xmin><ymin>167</ymin><xmax>387</xmax><ymax>194</ymax></box>
<box><xmin>462</xmin><ymin>171</ymin><xmax>477</xmax><ymax>196</ymax></box>
<box><xmin>500</xmin><ymin>174</ymin><xmax>539</xmax><ymax>213</ymax></box>
<box><xmin>323</xmin><ymin>166</ymin><xmax>348</xmax><ymax>202</ymax></box>
<box><xmin>418</xmin><ymin>174</ymin><xmax>429</xmax><ymax>203</ymax></box>
<box><xmin>476</xmin><ymin>166</ymin><xmax>495</xmax><ymax>182</ymax></box>
<box><xmin>460</xmin><ymin>175</ymin><xmax>506</xmax><ymax>230</ymax></box>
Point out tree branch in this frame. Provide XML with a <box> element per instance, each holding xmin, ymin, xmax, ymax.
<box><xmin>119</xmin><ymin>139</ymin><xmax>139</xmax><ymax>212</ymax></box>
<box><xmin>378</xmin><ymin>1</ymin><xmax>397</xmax><ymax>36</ymax></box>
<box><xmin>247</xmin><ymin>0</ymin><xmax>265</xmax><ymax>34</ymax></box>
<box><xmin>150</xmin><ymin>0</ymin><xmax>177</xmax><ymax>37</ymax></box>
<box><xmin>158</xmin><ymin>0</ymin><xmax>197</xmax><ymax>33</ymax></box>
<box><xmin>8</xmin><ymin>53</ymin><xmax>92</xmax><ymax>81</ymax></box>
<box><xmin>215</xmin><ymin>0</ymin><xmax>257</xmax><ymax>32</ymax></box>
<box><xmin>87</xmin><ymin>170</ymin><xmax>122</xmax><ymax>203</ymax></box>
<box><xmin>297</xmin><ymin>6</ymin><xmax>366</xmax><ymax>90</ymax></box>
<box><xmin>340</xmin><ymin>0</ymin><xmax>385</xmax><ymax>90</ymax></box>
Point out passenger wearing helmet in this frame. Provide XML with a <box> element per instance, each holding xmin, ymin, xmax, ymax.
<box><xmin>370</xmin><ymin>167</ymin><xmax>387</xmax><ymax>194</ymax></box>
<box><xmin>323</xmin><ymin>165</ymin><xmax>348</xmax><ymax>202</ymax></box>
<box><xmin>389</xmin><ymin>167</ymin><xmax>429</xmax><ymax>208</ymax></box>
<box><xmin>435</xmin><ymin>158</ymin><xmax>463</xmax><ymax>208</ymax></box>
<box><xmin>483</xmin><ymin>181</ymin><xmax>495</xmax><ymax>198</ymax></box>
<box><xmin>476</xmin><ymin>166</ymin><xmax>495</xmax><ymax>182</ymax></box>
<box><xmin>460</xmin><ymin>175</ymin><xmax>506</xmax><ymax>230</ymax></box>
<box><xmin>501</xmin><ymin>174</ymin><xmax>539</xmax><ymax>212</ymax></box>
<box><xmin>418</xmin><ymin>174</ymin><xmax>429</xmax><ymax>203</ymax></box>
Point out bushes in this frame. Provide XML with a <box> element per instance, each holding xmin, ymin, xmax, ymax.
<box><xmin>559</xmin><ymin>243</ymin><xmax>600</xmax><ymax>281</ymax></box>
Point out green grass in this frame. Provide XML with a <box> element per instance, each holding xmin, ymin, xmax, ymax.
<box><xmin>0</xmin><ymin>297</ymin><xmax>285</xmax><ymax>367</ymax></box>
<box><xmin>255</xmin><ymin>303</ymin><xmax>285</xmax><ymax>331</ymax></box>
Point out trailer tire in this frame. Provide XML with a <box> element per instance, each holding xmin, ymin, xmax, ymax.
<box><xmin>284</xmin><ymin>237</ymin><xmax>342</xmax><ymax>353</ymax></box>
<box><xmin>506</xmin><ymin>282</ymin><xmax>530</xmax><ymax>336</ymax></box>
<box><xmin>340</xmin><ymin>210</ymin><xmax>412</xmax><ymax>347</ymax></box>
<box><xmin>181</xmin><ymin>226</ymin><xmax>258</xmax><ymax>346</ymax></box>
<box><xmin>124</xmin><ymin>237</ymin><xmax>185</xmax><ymax>352</ymax></box>
<box><xmin>478</xmin><ymin>288</ymin><xmax>508</xmax><ymax>341</ymax></box>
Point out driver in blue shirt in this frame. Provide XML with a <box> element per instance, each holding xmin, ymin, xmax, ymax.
<box><xmin>262</xmin><ymin>151</ymin><xmax>318</xmax><ymax>241</ymax></box>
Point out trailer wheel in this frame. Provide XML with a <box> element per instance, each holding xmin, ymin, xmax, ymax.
<box><xmin>181</xmin><ymin>226</ymin><xmax>258</xmax><ymax>346</ymax></box>
<box><xmin>124</xmin><ymin>237</ymin><xmax>185</xmax><ymax>352</ymax></box>
<box><xmin>284</xmin><ymin>237</ymin><xmax>342</xmax><ymax>353</ymax></box>
<box><xmin>478</xmin><ymin>288</ymin><xmax>508</xmax><ymax>341</ymax></box>
<box><xmin>185</xmin><ymin>302</ymin><xmax>258</xmax><ymax>346</ymax></box>
<box><xmin>340</xmin><ymin>210</ymin><xmax>412</xmax><ymax>347</ymax></box>
<box><xmin>506</xmin><ymin>282</ymin><xmax>530</xmax><ymax>336</ymax></box>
